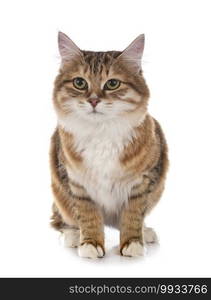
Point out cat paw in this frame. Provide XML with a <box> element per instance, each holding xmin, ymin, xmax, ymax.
<box><xmin>144</xmin><ymin>227</ymin><xmax>158</xmax><ymax>244</ymax></box>
<box><xmin>121</xmin><ymin>241</ymin><xmax>146</xmax><ymax>257</ymax></box>
<box><xmin>63</xmin><ymin>228</ymin><xmax>80</xmax><ymax>248</ymax></box>
<box><xmin>78</xmin><ymin>243</ymin><xmax>104</xmax><ymax>259</ymax></box>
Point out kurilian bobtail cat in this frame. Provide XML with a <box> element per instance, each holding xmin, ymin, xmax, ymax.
<box><xmin>50</xmin><ymin>32</ymin><xmax>168</xmax><ymax>258</ymax></box>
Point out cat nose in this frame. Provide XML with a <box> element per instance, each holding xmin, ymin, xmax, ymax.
<box><xmin>88</xmin><ymin>98</ymin><xmax>100</xmax><ymax>108</ymax></box>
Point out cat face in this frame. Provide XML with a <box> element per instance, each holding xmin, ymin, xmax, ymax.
<box><xmin>53</xmin><ymin>32</ymin><xmax>149</xmax><ymax>125</ymax></box>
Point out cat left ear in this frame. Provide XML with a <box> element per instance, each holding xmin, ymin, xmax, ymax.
<box><xmin>58</xmin><ymin>31</ymin><xmax>82</xmax><ymax>63</ymax></box>
<box><xmin>118</xmin><ymin>34</ymin><xmax>145</xmax><ymax>70</ymax></box>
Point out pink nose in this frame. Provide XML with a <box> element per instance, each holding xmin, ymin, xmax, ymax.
<box><xmin>88</xmin><ymin>98</ymin><xmax>100</xmax><ymax>108</ymax></box>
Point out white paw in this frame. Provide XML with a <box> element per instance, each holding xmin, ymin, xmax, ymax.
<box><xmin>78</xmin><ymin>243</ymin><xmax>104</xmax><ymax>259</ymax></box>
<box><xmin>121</xmin><ymin>241</ymin><xmax>146</xmax><ymax>257</ymax></box>
<box><xmin>144</xmin><ymin>227</ymin><xmax>158</xmax><ymax>244</ymax></box>
<box><xmin>63</xmin><ymin>228</ymin><xmax>80</xmax><ymax>248</ymax></box>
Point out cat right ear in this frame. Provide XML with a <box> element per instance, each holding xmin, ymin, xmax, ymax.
<box><xmin>58</xmin><ymin>31</ymin><xmax>82</xmax><ymax>63</ymax></box>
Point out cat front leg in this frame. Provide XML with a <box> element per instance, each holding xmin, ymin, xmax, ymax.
<box><xmin>75</xmin><ymin>200</ymin><xmax>105</xmax><ymax>259</ymax></box>
<box><xmin>119</xmin><ymin>197</ymin><xmax>147</xmax><ymax>257</ymax></box>
<box><xmin>52</xmin><ymin>182</ymin><xmax>105</xmax><ymax>258</ymax></box>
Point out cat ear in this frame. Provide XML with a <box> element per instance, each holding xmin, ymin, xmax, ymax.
<box><xmin>58</xmin><ymin>31</ymin><xmax>82</xmax><ymax>63</ymax></box>
<box><xmin>118</xmin><ymin>34</ymin><xmax>145</xmax><ymax>70</ymax></box>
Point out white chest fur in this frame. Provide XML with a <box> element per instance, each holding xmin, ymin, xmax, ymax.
<box><xmin>77</xmin><ymin>137</ymin><xmax>125</xmax><ymax>212</ymax></box>
<box><xmin>60</xmin><ymin>116</ymin><xmax>141</xmax><ymax>213</ymax></box>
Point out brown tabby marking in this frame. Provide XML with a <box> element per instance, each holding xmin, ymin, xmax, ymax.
<box><xmin>50</xmin><ymin>32</ymin><xmax>169</xmax><ymax>258</ymax></box>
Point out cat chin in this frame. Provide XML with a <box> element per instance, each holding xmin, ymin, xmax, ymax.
<box><xmin>57</xmin><ymin>110</ymin><xmax>147</xmax><ymax>135</ymax></box>
<box><xmin>58</xmin><ymin>112</ymin><xmax>117</xmax><ymax>127</ymax></box>
<box><xmin>84</xmin><ymin>111</ymin><xmax>107</xmax><ymax>121</ymax></box>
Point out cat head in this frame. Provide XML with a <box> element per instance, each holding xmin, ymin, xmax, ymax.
<box><xmin>53</xmin><ymin>32</ymin><xmax>149</xmax><ymax>128</ymax></box>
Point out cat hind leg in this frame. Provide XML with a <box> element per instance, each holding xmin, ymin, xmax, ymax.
<box><xmin>62</xmin><ymin>227</ymin><xmax>80</xmax><ymax>248</ymax></box>
<box><xmin>144</xmin><ymin>226</ymin><xmax>158</xmax><ymax>244</ymax></box>
<box><xmin>50</xmin><ymin>203</ymin><xmax>80</xmax><ymax>248</ymax></box>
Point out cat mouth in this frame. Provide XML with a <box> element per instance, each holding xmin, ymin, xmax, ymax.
<box><xmin>88</xmin><ymin>109</ymin><xmax>103</xmax><ymax>115</ymax></box>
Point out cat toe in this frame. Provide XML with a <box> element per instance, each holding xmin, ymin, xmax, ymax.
<box><xmin>144</xmin><ymin>227</ymin><xmax>158</xmax><ymax>244</ymax></box>
<box><xmin>121</xmin><ymin>241</ymin><xmax>146</xmax><ymax>257</ymax></box>
<box><xmin>78</xmin><ymin>243</ymin><xmax>104</xmax><ymax>259</ymax></box>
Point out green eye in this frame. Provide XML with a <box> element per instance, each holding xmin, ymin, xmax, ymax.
<box><xmin>104</xmin><ymin>79</ymin><xmax>121</xmax><ymax>90</ymax></box>
<box><xmin>73</xmin><ymin>77</ymin><xmax>88</xmax><ymax>90</ymax></box>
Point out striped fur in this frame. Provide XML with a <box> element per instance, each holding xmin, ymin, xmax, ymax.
<box><xmin>50</xmin><ymin>33</ymin><xmax>169</xmax><ymax>258</ymax></box>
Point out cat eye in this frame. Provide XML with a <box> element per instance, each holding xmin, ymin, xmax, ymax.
<box><xmin>104</xmin><ymin>79</ymin><xmax>121</xmax><ymax>90</ymax></box>
<box><xmin>73</xmin><ymin>77</ymin><xmax>88</xmax><ymax>90</ymax></box>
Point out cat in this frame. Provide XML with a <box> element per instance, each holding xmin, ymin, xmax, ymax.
<box><xmin>50</xmin><ymin>31</ymin><xmax>169</xmax><ymax>258</ymax></box>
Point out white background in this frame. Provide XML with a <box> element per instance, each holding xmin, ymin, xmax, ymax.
<box><xmin>0</xmin><ymin>0</ymin><xmax>211</xmax><ymax>277</ymax></box>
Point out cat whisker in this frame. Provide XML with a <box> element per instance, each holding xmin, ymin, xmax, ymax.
<box><xmin>51</xmin><ymin>32</ymin><xmax>168</xmax><ymax>259</ymax></box>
